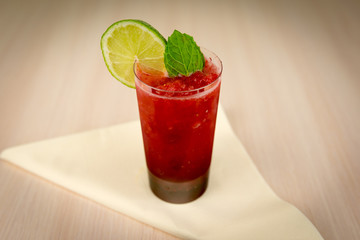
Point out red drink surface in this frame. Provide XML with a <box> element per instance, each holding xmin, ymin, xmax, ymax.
<box><xmin>138</xmin><ymin>59</ymin><xmax>219</xmax><ymax>92</ymax></box>
<box><xmin>135</xmin><ymin>57</ymin><xmax>221</xmax><ymax>183</ymax></box>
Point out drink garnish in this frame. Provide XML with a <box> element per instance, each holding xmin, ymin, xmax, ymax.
<box><xmin>164</xmin><ymin>30</ymin><xmax>204</xmax><ymax>77</ymax></box>
<box><xmin>101</xmin><ymin>20</ymin><xmax>205</xmax><ymax>87</ymax></box>
<box><xmin>100</xmin><ymin>19</ymin><xmax>166</xmax><ymax>88</ymax></box>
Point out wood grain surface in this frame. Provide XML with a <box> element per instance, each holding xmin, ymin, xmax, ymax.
<box><xmin>0</xmin><ymin>0</ymin><xmax>359</xmax><ymax>239</ymax></box>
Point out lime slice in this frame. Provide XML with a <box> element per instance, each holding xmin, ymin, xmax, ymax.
<box><xmin>101</xmin><ymin>19</ymin><xmax>166</xmax><ymax>88</ymax></box>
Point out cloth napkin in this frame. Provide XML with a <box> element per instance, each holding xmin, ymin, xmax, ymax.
<box><xmin>0</xmin><ymin>107</ymin><xmax>323</xmax><ymax>240</ymax></box>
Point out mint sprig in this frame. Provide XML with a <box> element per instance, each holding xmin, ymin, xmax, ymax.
<box><xmin>164</xmin><ymin>30</ymin><xmax>205</xmax><ymax>77</ymax></box>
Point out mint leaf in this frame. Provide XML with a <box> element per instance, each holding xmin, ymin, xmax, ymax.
<box><xmin>164</xmin><ymin>30</ymin><xmax>205</xmax><ymax>77</ymax></box>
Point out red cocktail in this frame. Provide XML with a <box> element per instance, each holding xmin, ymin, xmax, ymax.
<box><xmin>135</xmin><ymin>49</ymin><xmax>222</xmax><ymax>203</ymax></box>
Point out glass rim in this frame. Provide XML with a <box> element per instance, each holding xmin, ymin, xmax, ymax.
<box><xmin>133</xmin><ymin>47</ymin><xmax>223</xmax><ymax>94</ymax></box>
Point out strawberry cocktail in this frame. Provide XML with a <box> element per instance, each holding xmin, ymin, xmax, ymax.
<box><xmin>135</xmin><ymin>49</ymin><xmax>222</xmax><ymax>203</ymax></box>
<box><xmin>101</xmin><ymin>20</ymin><xmax>222</xmax><ymax>203</ymax></box>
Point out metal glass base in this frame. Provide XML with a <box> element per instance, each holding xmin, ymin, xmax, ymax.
<box><xmin>148</xmin><ymin>170</ymin><xmax>209</xmax><ymax>204</ymax></box>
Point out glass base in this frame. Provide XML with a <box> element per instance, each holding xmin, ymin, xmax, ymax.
<box><xmin>148</xmin><ymin>170</ymin><xmax>209</xmax><ymax>204</ymax></box>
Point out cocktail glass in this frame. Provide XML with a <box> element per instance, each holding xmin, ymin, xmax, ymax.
<box><xmin>134</xmin><ymin>49</ymin><xmax>222</xmax><ymax>203</ymax></box>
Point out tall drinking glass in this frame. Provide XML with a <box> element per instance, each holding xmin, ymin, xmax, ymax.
<box><xmin>134</xmin><ymin>49</ymin><xmax>222</xmax><ymax>203</ymax></box>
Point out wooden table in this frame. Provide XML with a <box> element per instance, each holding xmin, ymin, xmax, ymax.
<box><xmin>1</xmin><ymin>0</ymin><xmax>359</xmax><ymax>239</ymax></box>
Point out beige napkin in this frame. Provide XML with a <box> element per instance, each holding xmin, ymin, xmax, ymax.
<box><xmin>1</xmin><ymin>107</ymin><xmax>323</xmax><ymax>240</ymax></box>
